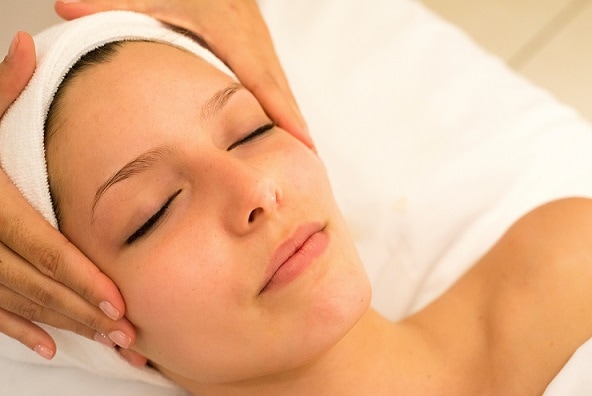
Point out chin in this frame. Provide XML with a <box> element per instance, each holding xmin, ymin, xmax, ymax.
<box><xmin>147</xmin><ymin>267</ymin><xmax>372</xmax><ymax>394</ymax></box>
<box><xmin>304</xmin><ymin>255</ymin><xmax>372</xmax><ymax>352</ymax></box>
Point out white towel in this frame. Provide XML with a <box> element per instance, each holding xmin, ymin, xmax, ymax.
<box><xmin>0</xmin><ymin>10</ymin><xmax>234</xmax><ymax>392</ymax></box>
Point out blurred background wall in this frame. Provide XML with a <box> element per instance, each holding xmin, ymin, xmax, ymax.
<box><xmin>422</xmin><ymin>0</ymin><xmax>592</xmax><ymax>123</ymax></box>
<box><xmin>1</xmin><ymin>1</ymin><xmax>60</xmax><ymax>50</ymax></box>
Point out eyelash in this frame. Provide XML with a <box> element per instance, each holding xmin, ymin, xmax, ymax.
<box><xmin>125</xmin><ymin>123</ymin><xmax>275</xmax><ymax>245</ymax></box>
<box><xmin>126</xmin><ymin>189</ymin><xmax>182</xmax><ymax>245</ymax></box>
<box><xmin>227</xmin><ymin>122</ymin><xmax>276</xmax><ymax>151</ymax></box>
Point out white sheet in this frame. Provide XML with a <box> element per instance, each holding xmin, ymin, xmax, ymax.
<box><xmin>2</xmin><ymin>0</ymin><xmax>592</xmax><ymax>393</ymax></box>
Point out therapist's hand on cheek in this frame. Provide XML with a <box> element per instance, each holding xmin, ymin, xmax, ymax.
<box><xmin>0</xmin><ymin>32</ymin><xmax>136</xmax><ymax>359</ymax></box>
<box><xmin>55</xmin><ymin>0</ymin><xmax>313</xmax><ymax>148</ymax></box>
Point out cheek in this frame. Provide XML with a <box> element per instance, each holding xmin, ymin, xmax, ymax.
<box><xmin>117</xmin><ymin>242</ymin><xmax>269</xmax><ymax>382</ymax></box>
<box><xmin>115</xmin><ymin>241</ymin><xmax>234</xmax><ymax>369</ymax></box>
<box><xmin>112</xmin><ymin>220</ymin><xmax>268</xmax><ymax>347</ymax></box>
<box><xmin>271</xmin><ymin>134</ymin><xmax>331</xmax><ymax>202</ymax></box>
<box><xmin>115</xmin><ymin>237</ymin><xmax>231</xmax><ymax>331</ymax></box>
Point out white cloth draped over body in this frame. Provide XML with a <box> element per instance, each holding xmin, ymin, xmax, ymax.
<box><xmin>1</xmin><ymin>0</ymin><xmax>592</xmax><ymax>394</ymax></box>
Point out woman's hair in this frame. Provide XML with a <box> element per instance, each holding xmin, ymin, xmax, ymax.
<box><xmin>45</xmin><ymin>41</ymin><xmax>123</xmax><ymax>142</ymax></box>
<box><xmin>44</xmin><ymin>41</ymin><xmax>123</xmax><ymax>223</ymax></box>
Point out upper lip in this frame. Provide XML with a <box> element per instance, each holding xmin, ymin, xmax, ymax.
<box><xmin>261</xmin><ymin>222</ymin><xmax>324</xmax><ymax>292</ymax></box>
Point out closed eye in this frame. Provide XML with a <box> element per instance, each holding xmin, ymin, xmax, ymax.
<box><xmin>126</xmin><ymin>189</ymin><xmax>182</xmax><ymax>245</ymax></box>
<box><xmin>227</xmin><ymin>122</ymin><xmax>276</xmax><ymax>151</ymax></box>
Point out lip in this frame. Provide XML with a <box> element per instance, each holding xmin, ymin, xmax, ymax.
<box><xmin>260</xmin><ymin>222</ymin><xmax>329</xmax><ymax>294</ymax></box>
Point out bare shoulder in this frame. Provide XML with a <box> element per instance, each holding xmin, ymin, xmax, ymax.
<box><xmin>484</xmin><ymin>197</ymin><xmax>592</xmax><ymax>393</ymax></box>
<box><xmin>504</xmin><ymin>197</ymin><xmax>592</xmax><ymax>274</ymax></box>
<box><xmin>403</xmin><ymin>198</ymin><xmax>592</xmax><ymax>394</ymax></box>
<box><xmin>495</xmin><ymin>197</ymin><xmax>592</xmax><ymax>309</ymax></box>
<box><xmin>512</xmin><ymin>197</ymin><xmax>592</xmax><ymax>239</ymax></box>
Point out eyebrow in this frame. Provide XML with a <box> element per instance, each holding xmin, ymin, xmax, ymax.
<box><xmin>200</xmin><ymin>82</ymin><xmax>243</xmax><ymax>121</ymax></box>
<box><xmin>92</xmin><ymin>146</ymin><xmax>174</xmax><ymax>215</ymax></box>
<box><xmin>92</xmin><ymin>83</ymin><xmax>244</xmax><ymax>216</ymax></box>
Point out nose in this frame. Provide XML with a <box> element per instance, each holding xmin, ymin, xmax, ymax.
<box><xmin>247</xmin><ymin>180</ymin><xmax>279</xmax><ymax>222</ymax></box>
<box><xmin>214</xmin><ymin>156</ymin><xmax>282</xmax><ymax>235</ymax></box>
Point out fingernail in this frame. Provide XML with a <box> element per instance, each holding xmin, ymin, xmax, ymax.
<box><xmin>60</xmin><ymin>0</ymin><xmax>82</xmax><ymax>3</ymax></box>
<box><xmin>94</xmin><ymin>332</ymin><xmax>116</xmax><ymax>347</ymax></box>
<box><xmin>109</xmin><ymin>330</ymin><xmax>132</xmax><ymax>349</ymax></box>
<box><xmin>34</xmin><ymin>344</ymin><xmax>55</xmax><ymax>360</ymax></box>
<box><xmin>6</xmin><ymin>33</ymin><xmax>19</xmax><ymax>60</ymax></box>
<box><xmin>99</xmin><ymin>301</ymin><xmax>120</xmax><ymax>320</ymax></box>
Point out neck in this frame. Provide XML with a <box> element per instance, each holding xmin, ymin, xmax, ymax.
<box><xmin>183</xmin><ymin>308</ymin><xmax>404</xmax><ymax>395</ymax></box>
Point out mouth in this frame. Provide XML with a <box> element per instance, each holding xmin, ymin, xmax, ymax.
<box><xmin>260</xmin><ymin>222</ymin><xmax>329</xmax><ymax>294</ymax></box>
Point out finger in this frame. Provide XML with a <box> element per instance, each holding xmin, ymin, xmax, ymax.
<box><xmin>222</xmin><ymin>52</ymin><xmax>313</xmax><ymax>149</ymax></box>
<box><xmin>118</xmin><ymin>347</ymin><xmax>148</xmax><ymax>367</ymax></box>
<box><xmin>0</xmin><ymin>30</ymin><xmax>134</xmax><ymax>350</ymax></box>
<box><xmin>0</xmin><ymin>282</ymin><xmax>133</xmax><ymax>350</ymax></box>
<box><xmin>193</xmin><ymin>3</ymin><xmax>313</xmax><ymax>147</ymax></box>
<box><xmin>0</xmin><ymin>283</ymin><xmax>97</xmax><ymax>340</ymax></box>
<box><xmin>0</xmin><ymin>31</ymin><xmax>134</xmax><ymax>348</ymax></box>
<box><xmin>244</xmin><ymin>70</ymin><xmax>314</xmax><ymax>149</ymax></box>
<box><xmin>54</xmin><ymin>0</ymin><xmax>152</xmax><ymax>20</ymax></box>
<box><xmin>0</xmin><ymin>307</ymin><xmax>56</xmax><ymax>360</ymax></box>
<box><xmin>0</xmin><ymin>286</ymin><xmax>128</xmax><ymax>356</ymax></box>
<box><xmin>0</xmin><ymin>171</ymin><xmax>127</xmax><ymax>321</ymax></box>
<box><xmin>55</xmin><ymin>0</ymin><xmax>184</xmax><ymax>25</ymax></box>
<box><xmin>0</xmin><ymin>241</ymin><xmax>135</xmax><ymax>348</ymax></box>
<box><xmin>0</xmin><ymin>283</ymin><xmax>95</xmax><ymax>340</ymax></box>
<box><xmin>0</xmin><ymin>32</ymin><xmax>36</xmax><ymax>114</ymax></box>
<box><xmin>55</xmin><ymin>0</ymin><xmax>313</xmax><ymax>147</ymax></box>
<box><xmin>55</xmin><ymin>0</ymin><xmax>198</xmax><ymax>40</ymax></box>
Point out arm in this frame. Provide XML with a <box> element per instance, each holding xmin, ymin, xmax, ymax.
<box><xmin>0</xmin><ymin>32</ymin><xmax>135</xmax><ymax>358</ymax></box>
<box><xmin>55</xmin><ymin>0</ymin><xmax>313</xmax><ymax>148</ymax></box>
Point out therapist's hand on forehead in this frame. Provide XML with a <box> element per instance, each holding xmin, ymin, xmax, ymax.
<box><xmin>56</xmin><ymin>0</ymin><xmax>312</xmax><ymax>145</ymax></box>
<box><xmin>0</xmin><ymin>0</ymin><xmax>310</xmax><ymax>361</ymax></box>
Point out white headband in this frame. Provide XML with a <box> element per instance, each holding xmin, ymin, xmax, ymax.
<box><xmin>0</xmin><ymin>10</ymin><xmax>233</xmax><ymax>389</ymax></box>
<box><xmin>0</xmin><ymin>10</ymin><xmax>233</xmax><ymax>229</ymax></box>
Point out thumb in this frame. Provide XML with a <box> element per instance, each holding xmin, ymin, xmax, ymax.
<box><xmin>0</xmin><ymin>32</ymin><xmax>36</xmax><ymax>114</ymax></box>
<box><xmin>248</xmin><ymin>74</ymin><xmax>313</xmax><ymax>149</ymax></box>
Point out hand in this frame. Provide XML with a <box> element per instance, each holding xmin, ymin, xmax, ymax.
<box><xmin>55</xmin><ymin>0</ymin><xmax>313</xmax><ymax>149</ymax></box>
<box><xmin>0</xmin><ymin>32</ymin><xmax>136</xmax><ymax>359</ymax></box>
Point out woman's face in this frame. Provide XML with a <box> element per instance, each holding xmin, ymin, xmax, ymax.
<box><xmin>46</xmin><ymin>42</ymin><xmax>370</xmax><ymax>386</ymax></box>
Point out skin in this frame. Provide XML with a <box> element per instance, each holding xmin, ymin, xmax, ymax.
<box><xmin>54</xmin><ymin>0</ymin><xmax>310</xmax><ymax>144</ymax></box>
<box><xmin>47</xmin><ymin>41</ymin><xmax>371</xmax><ymax>391</ymax></box>
<box><xmin>0</xmin><ymin>31</ymin><xmax>130</xmax><ymax>359</ymax></box>
<box><xmin>0</xmin><ymin>0</ymin><xmax>311</xmax><ymax>359</ymax></box>
<box><xmin>45</xmin><ymin>41</ymin><xmax>592</xmax><ymax>395</ymax></box>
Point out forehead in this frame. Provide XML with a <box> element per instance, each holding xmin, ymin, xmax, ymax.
<box><xmin>53</xmin><ymin>40</ymin><xmax>233</xmax><ymax>147</ymax></box>
<box><xmin>46</xmin><ymin>41</ymin><xmax>234</xmax><ymax>215</ymax></box>
<box><xmin>69</xmin><ymin>40</ymin><xmax>229</xmax><ymax>100</ymax></box>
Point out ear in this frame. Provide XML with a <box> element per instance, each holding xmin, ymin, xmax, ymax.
<box><xmin>118</xmin><ymin>347</ymin><xmax>148</xmax><ymax>368</ymax></box>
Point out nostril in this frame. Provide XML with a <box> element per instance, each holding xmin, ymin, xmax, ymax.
<box><xmin>248</xmin><ymin>207</ymin><xmax>263</xmax><ymax>223</ymax></box>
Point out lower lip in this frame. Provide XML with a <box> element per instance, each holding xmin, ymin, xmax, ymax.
<box><xmin>262</xmin><ymin>230</ymin><xmax>329</xmax><ymax>293</ymax></box>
